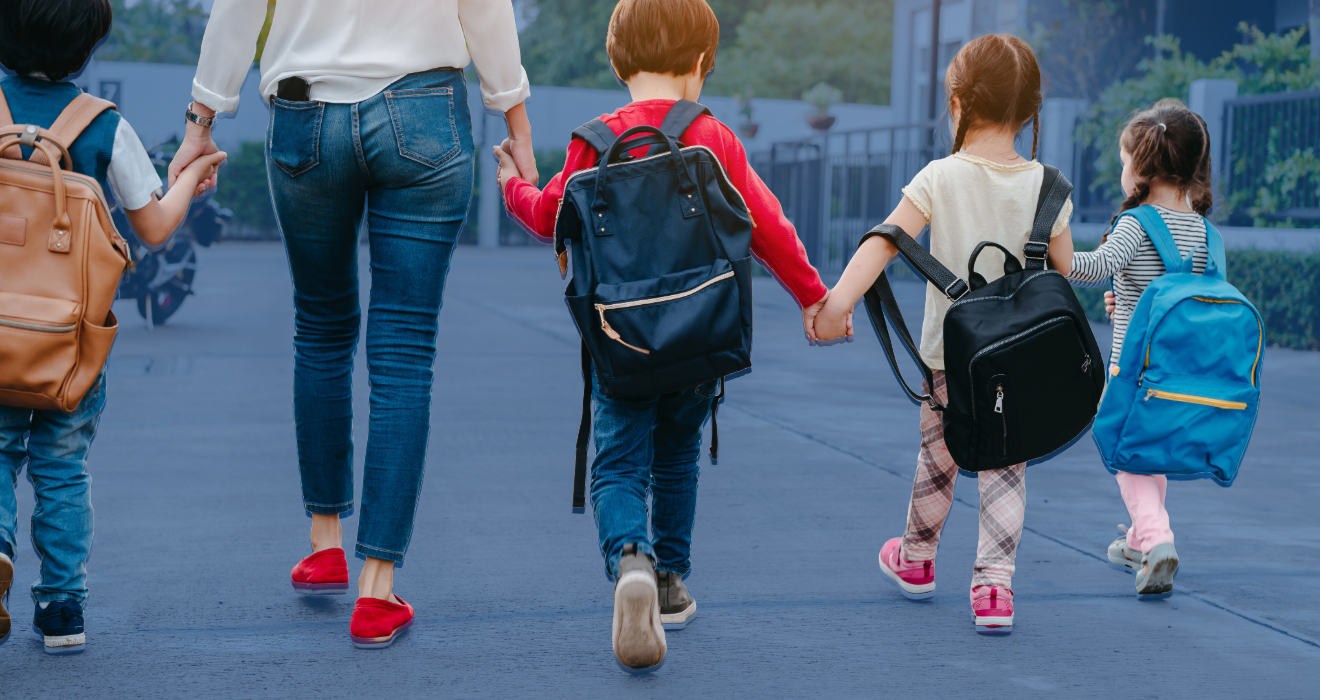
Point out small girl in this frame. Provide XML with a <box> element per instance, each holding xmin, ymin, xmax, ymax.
<box><xmin>1065</xmin><ymin>98</ymin><xmax>1213</xmax><ymax>597</ymax></box>
<box><xmin>813</xmin><ymin>34</ymin><xmax>1074</xmax><ymax>634</ymax></box>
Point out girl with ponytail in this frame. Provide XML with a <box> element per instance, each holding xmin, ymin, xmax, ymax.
<box><xmin>1066</xmin><ymin>98</ymin><xmax>1215</xmax><ymax>597</ymax></box>
<box><xmin>813</xmin><ymin>34</ymin><xmax>1074</xmax><ymax>634</ymax></box>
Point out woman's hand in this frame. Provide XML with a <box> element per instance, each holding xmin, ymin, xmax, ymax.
<box><xmin>170</xmin><ymin>103</ymin><xmax>220</xmax><ymax>195</ymax></box>
<box><xmin>492</xmin><ymin>142</ymin><xmax>522</xmax><ymax>196</ymax></box>
<box><xmin>503</xmin><ymin>102</ymin><xmax>538</xmax><ymax>186</ymax></box>
<box><xmin>1104</xmin><ymin>290</ymin><xmax>1116</xmax><ymax>319</ymax></box>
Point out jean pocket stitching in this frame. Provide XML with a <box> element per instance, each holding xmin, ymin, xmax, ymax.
<box><xmin>693</xmin><ymin>381</ymin><xmax>720</xmax><ymax>399</ymax></box>
<box><xmin>270</xmin><ymin>100</ymin><xmax>324</xmax><ymax>177</ymax></box>
<box><xmin>385</xmin><ymin>91</ymin><xmax>460</xmax><ymax>169</ymax></box>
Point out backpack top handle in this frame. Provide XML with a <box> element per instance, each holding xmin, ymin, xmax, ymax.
<box><xmin>590</xmin><ymin>124</ymin><xmax>704</xmax><ymax>222</ymax></box>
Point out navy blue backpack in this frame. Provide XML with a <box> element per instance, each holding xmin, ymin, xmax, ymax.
<box><xmin>555</xmin><ymin>101</ymin><xmax>755</xmax><ymax>511</ymax></box>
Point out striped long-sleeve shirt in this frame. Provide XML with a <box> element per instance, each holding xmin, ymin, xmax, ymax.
<box><xmin>1068</xmin><ymin>206</ymin><xmax>1207</xmax><ymax>363</ymax></box>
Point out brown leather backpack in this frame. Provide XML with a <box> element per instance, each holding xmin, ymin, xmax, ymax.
<box><xmin>0</xmin><ymin>91</ymin><xmax>131</xmax><ymax>411</ymax></box>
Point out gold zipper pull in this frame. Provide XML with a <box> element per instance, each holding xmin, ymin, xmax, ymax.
<box><xmin>596</xmin><ymin>305</ymin><xmax>651</xmax><ymax>354</ymax></box>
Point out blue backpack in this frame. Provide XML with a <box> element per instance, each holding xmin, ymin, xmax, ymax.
<box><xmin>1092</xmin><ymin>206</ymin><xmax>1263</xmax><ymax>486</ymax></box>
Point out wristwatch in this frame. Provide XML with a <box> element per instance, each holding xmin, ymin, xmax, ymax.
<box><xmin>185</xmin><ymin>102</ymin><xmax>216</xmax><ymax>128</ymax></box>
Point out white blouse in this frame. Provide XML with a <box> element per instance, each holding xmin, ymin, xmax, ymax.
<box><xmin>192</xmin><ymin>0</ymin><xmax>531</xmax><ymax>113</ymax></box>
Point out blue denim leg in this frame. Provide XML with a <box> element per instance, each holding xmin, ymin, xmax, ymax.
<box><xmin>267</xmin><ymin>70</ymin><xmax>473</xmax><ymax>565</ymax></box>
<box><xmin>268</xmin><ymin>95</ymin><xmax>365</xmax><ymax>520</ymax></box>
<box><xmin>590</xmin><ymin>377</ymin><xmax>715</xmax><ymax>579</ymax></box>
<box><xmin>0</xmin><ymin>371</ymin><xmax>106</xmax><ymax>604</ymax></box>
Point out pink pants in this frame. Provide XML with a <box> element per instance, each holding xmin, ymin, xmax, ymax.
<box><xmin>1115</xmin><ymin>471</ymin><xmax>1174</xmax><ymax>553</ymax></box>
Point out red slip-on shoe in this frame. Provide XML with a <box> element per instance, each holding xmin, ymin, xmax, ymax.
<box><xmin>878</xmin><ymin>537</ymin><xmax>936</xmax><ymax>600</ymax></box>
<box><xmin>291</xmin><ymin>548</ymin><xmax>350</xmax><ymax>595</ymax></box>
<box><xmin>971</xmin><ymin>585</ymin><xmax>1014</xmax><ymax>635</ymax></box>
<box><xmin>350</xmin><ymin>595</ymin><xmax>414</xmax><ymax>649</ymax></box>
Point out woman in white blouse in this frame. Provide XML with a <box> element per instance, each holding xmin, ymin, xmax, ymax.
<box><xmin>170</xmin><ymin>1</ymin><xmax>537</xmax><ymax>648</ymax></box>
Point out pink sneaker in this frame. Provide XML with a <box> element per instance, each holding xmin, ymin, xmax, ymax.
<box><xmin>878</xmin><ymin>537</ymin><xmax>935</xmax><ymax>600</ymax></box>
<box><xmin>971</xmin><ymin>586</ymin><xmax>1013</xmax><ymax>634</ymax></box>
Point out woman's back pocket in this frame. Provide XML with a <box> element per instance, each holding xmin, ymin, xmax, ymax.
<box><xmin>268</xmin><ymin>98</ymin><xmax>324</xmax><ymax>177</ymax></box>
<box><xmin>384</xmin><ymin>87</ymin><xmax>460</xmax><ymax>168</ymax></box>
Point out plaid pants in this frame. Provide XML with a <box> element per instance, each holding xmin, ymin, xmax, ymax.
<box><xmin>900</xmin><ymin>371</ymin><xmax>1026</xmax><ymax>589</ymax></box>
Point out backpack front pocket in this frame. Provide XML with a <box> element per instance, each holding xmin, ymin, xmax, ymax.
<box><xmin>1114</xmin><ymin>374</ymin><xmax>1258</xmax><ymax>481</ymax></box>
<box><xmin>0</xmin><ymin>292</ymin><xmax>79</xmax><ymax>398</ymax></box>
<box><xmin>593</xmin><ymin>260</ymin><xmax>743</xmax><ymax>377</ymax></box>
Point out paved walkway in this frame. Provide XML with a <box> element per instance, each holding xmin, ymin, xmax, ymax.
<box><xmin>5</xmin><ymin>244</ymin><xmax>1318</xmax><ymax>698</ymax></box>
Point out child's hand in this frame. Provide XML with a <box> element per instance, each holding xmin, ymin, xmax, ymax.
<box><xmin>179</xmin><ymin>151</ymin><xmax>227</xmax><ymax>197</ymax></box>
<box><xmin>802</xmin><ymin>294</ymin><xmax>828</xmax><ymax>341</ymax></box>
<box><xmin>1104</xmin><ymin>290</ymin><xmax>1115</xmax><ymax>319</ymax></box>
<box><xmin>492</xmin><ymin>141</ymin><xmax>523</xmax><ymax>196</ymax></box>
<box><xmin>814</xmin><ymin>299</ymin><xmax>854</xmax><ymax>341</ymax></box>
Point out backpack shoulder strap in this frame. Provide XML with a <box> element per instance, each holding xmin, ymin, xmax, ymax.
<box><xmin>658</xmin><ymin>100</ymin><xmax>711</xmax><ymax>141</ymax></box>
<box><xmin>0</xmin><ymin>85</ymin><xmax>12</xmax><ymax>127</ymax></box>
<box><xmin>647</xmin><ymin>100</ymin><xmax>712</xmax><ymax>156</ymax></box>
<box><xmin>1202</xmin><ymin>218</ymin><xmax>1227</xmax><ymax>281</ymax></box>
<box><xmin>1025</xmin><ymin>164</ymin><xmax>1071</xmax><ymax>270</ymax></box>
<box><xmin>1118</xmin><ymin>205</ymin><xmax>1182</xmax><ymax>274</ymax></box>
<box><xmin>27</xmin><ymin>94</ymin><xmax>116</xmax><ymax>166</ymax></box>
<box><xmin>571</xmin><ymin>118</ymin><xmax>616</xmax><ymax>161</ymax></box>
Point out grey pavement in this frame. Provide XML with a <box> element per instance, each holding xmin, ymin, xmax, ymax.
<box><xmin>4</xmin><ymin>243</ymin><xmax>1318</xmax><ymax>698</ymax></box>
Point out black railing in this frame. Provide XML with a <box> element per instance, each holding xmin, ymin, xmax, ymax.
<box><xmin>749</xmin><ymin>124</ymin><xmax>940</xmax><ymax>272</ymax></box>
<box><xmin>1225</xmin><ymin>89</ymin><xmax>1320</xmax><ymax>223</ymax></box>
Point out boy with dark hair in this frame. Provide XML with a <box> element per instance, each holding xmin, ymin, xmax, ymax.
<box><xmin>496</xmin><ymin>0</ymin><xmax>830</xmax><ymax>672</ymax></box>
<box><xmin>0</xmin><ymin>0</ymin><xmax>224</xmax><ymax>653</ymax></box>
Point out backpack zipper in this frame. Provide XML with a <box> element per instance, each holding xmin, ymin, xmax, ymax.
<box><xmin>994</xmin><ymin>385</ymin><xmax>1006</xmax><ymax>458</ymax></box>
<box><xmin>1143</xmin><ymin>389</ymin><xmax>1246</xmax><ymax>410</ymax></box>
<box><xmin>594</xmin><ymin>270</ymin><xmax>736</xmax><ymax>354</ymax></box>
<box><xmin>966</xmin><ymin>316</ymin><xmax>1069</xmax><ymax>426</ymax></box>
<box><xmin>0</xmin><ymin>318</ymin><xmax>75</xmax><ymax>333</ymax></box>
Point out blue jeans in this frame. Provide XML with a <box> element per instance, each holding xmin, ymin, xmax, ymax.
<box><xmin>266</xmin><ymin>70</ymin><xmax>474</xmax><ymax>565</ymax></box>
<box><xmin>0</xmin><ymin>370</ymin><xmax>107</xmax><ymax>604</ymax></box>
<box><xmin>590</xmin><ymin>376</ymin><xmax>718</xmax><ymax>579</ymax></box>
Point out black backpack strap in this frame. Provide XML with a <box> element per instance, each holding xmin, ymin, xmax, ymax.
<box><xmin>573</xmin><ymin>341</ymin><xmax>593</xmax><ymax>513</ymax></box>
<box><xmin>647</xmin><ymin>99</ymin><xmax>712</xmax><ymax>155</ymax></box>
<box><xmin>857</xmin><ymin>224</ymin><xmax>968</xmax><ymax>411</ymax></box>
<box><xmin>571</xmin><ymin>118</ymin><xmax>617</xmax><ymax>161</ymax></box>
<box><xmin>708</xmin><ymin>377</ymin><xmax>724</xmax><ymax>464</ymax></box>
<box><xmin>1025</xmin><ymin>164</ymin><xmax>1072</xmax><ymax>270</ymax></box>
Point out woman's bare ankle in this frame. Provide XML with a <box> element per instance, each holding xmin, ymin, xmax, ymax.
<box><xmin>358</xmin><ymin>556</ymin><xmax>395</xmax><ymax>601</ymax></box>
<box><xmin>309</xmin><ymin>513</ymin><xmax>343</xmax><ymax>553</ymax></box>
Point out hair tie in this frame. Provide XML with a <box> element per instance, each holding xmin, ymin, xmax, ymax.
<box><xmin>1158</xmin><ymin>123</ymin><xmax>1167</xmax><ymax>132</ymax></box>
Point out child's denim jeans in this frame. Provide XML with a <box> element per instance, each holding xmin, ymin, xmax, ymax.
<box><xmin>0</xmin><ymin>369</ymin><xmax>106</xmax><ymax>604</ymax></box>
<box><xmin>590</xmin><ymin>375</ymin><xmax>718</xmax><ymax>580</ymax></box>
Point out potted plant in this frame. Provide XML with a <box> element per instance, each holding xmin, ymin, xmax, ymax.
<box><xmin>803</xmin><ymin>82</ymin><xmax>842</xmax><ymax>131</ymax></box>
<box><xmin>735</xmin><ymin>86</ymin><xmax>759</xmax><ymax>139</ymax></box>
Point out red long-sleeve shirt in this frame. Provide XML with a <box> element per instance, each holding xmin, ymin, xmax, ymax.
<box><xmin>502</xmin><ymin>99</ymin><xmax>828</xmax><ymax>309</ymax></box>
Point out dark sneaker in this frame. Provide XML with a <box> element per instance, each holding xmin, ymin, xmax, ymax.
<box><xmin>612</xmin><ymin>544</ymin><xmax>665</xmax><ymax>673</ymax></box>
<box><xmin>32</xmin><ymin>600</ymin><xmax>85</xmax><ymax>655</ymax></box>
<box><xmin>1135</xmin><ymin>543</ymin><xmax>1179</xmax><ymax>599</ymax></box>
<box><xmin>657</xmin><ymin>570</ymin><xmax>697</xmax><ymax>630</ymax></box>
<box><xmin>0</xmin><ymin>552</ymin><xmax>12</xmax><ymax>645</ymax></box>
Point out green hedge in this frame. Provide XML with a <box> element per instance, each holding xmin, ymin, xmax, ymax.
<box><xmin>1070</xmin><ymin>239</ymin><xmax>1320</xmax><ymax>350</ymax></box>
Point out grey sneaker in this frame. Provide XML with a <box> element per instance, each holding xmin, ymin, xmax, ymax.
<box><xmin>612</xmin><ymin>544</ymin><xmax>665</xmax><ymax>672</ymax></box>
<box><xmin>1135</xmin><ymin>543</ymin><xmax>1179</xmax><ymax>599</ymax></box>
<box><xmin>657</xmin><ymin>570</ymin><xmax>697</xmax><ymax>630</ymax></box>
<box><xmin>1107</xmin><ymin>525</ymin><xmax>1142</xmax><ymax>572</ymax></box>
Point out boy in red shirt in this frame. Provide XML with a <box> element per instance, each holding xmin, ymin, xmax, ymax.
<box><xmin>495</xmin><ymin>0</ymin><xmax>835</xmax><ymax>672</ymax></box>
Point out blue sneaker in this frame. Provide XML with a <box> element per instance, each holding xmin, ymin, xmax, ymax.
<box><xmin>32</xmin><ymin>600</ymin><xmax>85</xmax><ymax>655</ymax></box>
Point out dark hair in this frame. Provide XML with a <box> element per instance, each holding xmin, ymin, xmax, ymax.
<box><xmin>944</xmin><ymin>34</ymin><xmax>1043</xmax><ymax>158</ymax></box>
<box><xmin>1113</xmin><ymin>98</ymin><xmax>1213</xmax><ymax>224</ymax></box>
<box><xmin>0</xmin><ymin>0</ymin><xmax>113</xmax><ymax>82</ymax></box>
<box><xmin>607</xmin><ymin>0</ymin><xmax>719</xmax><ymax>81</ymax></box>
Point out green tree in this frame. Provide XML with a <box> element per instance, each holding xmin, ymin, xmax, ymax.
<box><xmin>1077</xmin><ymin>24</ymin><xmax>1318</xmax><ymax>212</ymax></box>
<box><xmin>97</xmin><ymin>0</ymin><xmax>208</xmax><ymax>65</ymax></box>
<box><xmin>708</xmin><ymin>0</ymin><xmax>892</xmax><ymax>104</ymax></box>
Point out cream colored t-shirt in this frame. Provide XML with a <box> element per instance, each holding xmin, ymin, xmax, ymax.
<box><xmin>901</xmin><ymin>152</ymin><xmax>1073</xmax><ymax>370</ymax></box>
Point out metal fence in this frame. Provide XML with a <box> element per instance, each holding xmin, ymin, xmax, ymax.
<box><xmin>1225</xmin><ymin>89</ymin><xmax>1320</xmax><ymax>223</ymax></box>
<box><xmin>750</xmin><ymin>124</ymin><xmax>940</xmax><ymax>272</ymax></box>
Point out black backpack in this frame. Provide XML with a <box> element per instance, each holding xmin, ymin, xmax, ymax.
<box><xmin>860</xmin><ymin>166</ymin><xmax>1106</xmax><ymax>472</ymax></box>
<box><xmin>556</xmin><ymin>100</ymin><xmax>755</xmax><ymax>511</ymax></box>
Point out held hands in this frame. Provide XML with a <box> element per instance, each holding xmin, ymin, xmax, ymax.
<box><xmin>492</xmin><ymin>139</ymin><xmax>524</xmax><ymax>197</ymax></box>
<box><xmin>1104</xmin><ymin>290</ymin><xmax>1116</xmax><ymax>319</ymax></box>
<box><xmin>812</xmin><ymin>295</ymin><xmax>854</xmax><ymax>342</ymax></box>
<box><xmin>169</xmin><ymin>110</ymin><xmax>221</xmax><ymax>196</ymax></box>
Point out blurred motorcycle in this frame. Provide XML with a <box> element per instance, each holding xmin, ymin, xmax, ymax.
<box><xmin>111</xmin><ymin>139</ymin><xmax>232</xmax><ymax>327</ymax></box>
